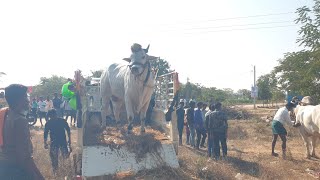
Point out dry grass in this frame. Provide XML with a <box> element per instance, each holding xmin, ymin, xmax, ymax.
<box><xmin>31</xmin><ymin>127</ymin><xmax>76</xmax><ymax>180</ymax></box>
<box><xmin>224</xmin><ymin>106</ymin><xmax>252</xmax><ymax>120</ymax></box>
<box><xmin>30</xmin><ymin>106</ymin><xmax>320</xmax><ymax>180</ymax></box>
<box><xmin>179</xmin><ymin>150</ymin><xmax>235</xmax><ymax>180</ymax></box>
<box><xmin>252</xmin><ymin>121</ymin><xmax>271</xmax><ymax>135</ymax></box>
<box><xmin>228</xmin><ymin>125</ymin><xmax>248</xmax><ymax>140</ymax></box>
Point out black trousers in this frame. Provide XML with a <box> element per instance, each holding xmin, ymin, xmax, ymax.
<box><xmin>178</xmin><ymin>124</ymin><xmax>184</xmax><ymax>144</ymax></box>
<box><xmin>31</xmin><ymin>108</ymin><xmax>37</xmax><ymax>117</ymax></box>
<box><xmin>213</xmin><ymin>132</ymin><xmax>227</xmax><ymax>158</ymax></box>
<box><xmin>196</xmin><ymin>128</ymin><xmax>207</xmax><ymax>148</ymax></box>
<box><xmin>50</xmin><ymin>144</ymin><xmax>69</xmax><ymax>173</ymax></box>
<box><xmin>38</xmin><ymin>111</ymin><xmax>47</xmax><ymax>125</ymax></box>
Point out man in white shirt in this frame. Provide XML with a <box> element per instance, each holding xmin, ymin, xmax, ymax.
<box><xmin>45</xmin><ymin>96</ymin><xmax>54</xmax><ymax>123</ymax></box>
<box><xmin>201</xmin><ymin>103</ymin><xmax>208</xmax><ymax>148</ymax></box>
<box><xmin>271</xmin><ymin>102</ymin><xmax>295</xmax><ymax>158</ymax></box>
<box><xmin>45</xmin><ymin>96</ymin><xmax>53</xmax><ymax>112</ymax></box>
<box><xmin>202</xmin><ymin>103</ymin><xmax>208</xmax><ymax>123</ymax></box>
<box><xmin>38</xmin><ymin>97</ymin><xmax>47</xmax><ymax>127</ymax></box>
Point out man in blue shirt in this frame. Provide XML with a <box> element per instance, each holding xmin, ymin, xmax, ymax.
<box><xmin>194</xmin><ymin>102</ymin><xmax>207</xmax><ymax>149</ymax></box>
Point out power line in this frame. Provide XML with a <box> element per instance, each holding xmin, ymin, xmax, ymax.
<box><xmin>158</xmin><ymin>20</ymin><xmax>294</xmax><ymax>32</ymax></box>
<box><xmin>142</xmin><ymin>24</ymin><xmax>298</xmax><ymax>36</ymax></box>
<box><xmin>176</xmin><ymin>24</ymin><xmax>299</xmax><ymax>35</ymax></box>
<box><xmin>149</xmin><ymin>11</ymin><xmax>295</xmax><ymax>26</ymax></box>
<box><xmin>201</xmin><ymin>12</ymin><xmax>295</xmax><ymax>23</ymax></box>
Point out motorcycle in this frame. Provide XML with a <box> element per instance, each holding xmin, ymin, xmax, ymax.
<box><xmin>26</xmin><ymin>109</ymin><xmax>37</xmax><ymax>126</ymax></box>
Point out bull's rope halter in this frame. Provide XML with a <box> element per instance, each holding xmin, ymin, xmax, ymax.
<box><xmin>128</xmin><ymin>61</ymin><xmax>154</xmax><ymax>88</ymax></box>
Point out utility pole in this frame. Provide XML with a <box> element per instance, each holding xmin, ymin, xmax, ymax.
<box><xmin>253</xmin><ymin>65</ymin><xmax>256</xmax><ymax>109</ymax></box>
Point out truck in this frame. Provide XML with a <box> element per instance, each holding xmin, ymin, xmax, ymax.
<box><xmin>73</xmin><ymin>71</ymin><xmax>180</xmax><ymax>179</ymax></box>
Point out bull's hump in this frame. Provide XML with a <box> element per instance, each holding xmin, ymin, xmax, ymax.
<box><xmin>108</xmin><ymin>63</ymin><xmax>127</xmax><ymax>70</ymax></box>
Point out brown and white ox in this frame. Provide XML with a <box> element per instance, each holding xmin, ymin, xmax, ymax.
<box><xmin>100</xmin><ymin>43</ymin><xmax>157</xmax><ymax>133</ymax></box>
<box><xmin>294</xmin><ymin>96</ymin><xmax>320</xmax><ymax>159</ymax></box>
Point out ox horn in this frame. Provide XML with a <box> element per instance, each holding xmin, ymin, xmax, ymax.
<box><xmin>143</xmin><ymin>44</ymin><xmax>150</xmax><ymax>53</ymax></box>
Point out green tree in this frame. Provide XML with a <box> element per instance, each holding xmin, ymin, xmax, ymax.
<box><xmin>271</xmin><ymin>89</ymin><xmax>286</xmax><ymax>104</ymax></box>
<box><xmin>273</xmin><ymin>51</ymin><xmax>320</xmax><ymax>100</ymax></box>
<box><xmin>251</xmin><ymin>1</ymin><xmax>320</xmax><ymax>103</ymax></box>
<box><xmin>31</xmin><ymin>75</ymin><xmax>67</xmax><ymax>98</ymax></box>
<box><xmin>237</xmin><ymin>89</ymin><xmax>251</xmax><ymax>100</ymax></box>
<box><xmin>180</xmin><ymin>82</ymin><xmax>228</xmax><ymax>103</ymax></box>
<box><xmin>180</xmin><ymin>81</ymin><xmax>201</xmax><ymax>100</ymax></box>
<box><xmin>150</xmin><ymin>58</ymin><xmax>171</xmax><ymax>76</ymax></box>
<box><xmin>295</xmin><ymin>0</ymin><xmax>320</xmax><ymax>50</ymax></box>
<box><xmin>211</xmin><ymin>89</ymin><xmax>228</xmax><ymax>102</ymax></box>
<box><xmin>198</xmin><ymin>87</ymin><xmax>218</xmax><ymax>102</ymax></box>
<box><xmin>256</xmin><ymin>74</ymin><xmax>273</xmax><ymax>103</ymax></box>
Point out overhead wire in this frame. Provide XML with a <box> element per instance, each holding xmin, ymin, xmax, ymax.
<box><xmin>195</xmin><ymin>12</ymin><xmax>295</xmax><ymax>23</ymax></box>
<box><xmin>152</xmin><ymin>20</ymin><xmax>296</xmax><ymax>33</ymax></box>
<box><xmin>178</xmin><ymin>20</ymin><xmax>294</xmax><ymax>31</ymax></box>
<box><xmin>148</xmin><ymin>11</ymin><xmax>295</xmax><ymax>27</ymax></box>
<box><xmin>143</xmin><ymin>11</ymin><xmax>298</xmax><ymax>35</ymax></box>
<box><xmin>125</xmin><ymin>11</ymin><xmax>300</xmax><ymax>38</ymax></box>
<box><xmin>181</xmin><ymin>24</ymin><xmax>298</xmax><ymax>35</ymax></box>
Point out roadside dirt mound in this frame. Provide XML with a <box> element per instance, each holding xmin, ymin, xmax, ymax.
<box><xmin>224</xmin><ymin>107</ymin><xmax>252</xmax><ymax>120</ymax></box>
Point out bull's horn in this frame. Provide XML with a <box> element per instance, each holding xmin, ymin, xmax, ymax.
<box><xmin>123</xmin><ymin>58</ymin><xmax>131</xmax><ymax>62</ymax></box>
<box><xmin>143</xmin><ymin>44</ymin><xmax>150</xmax><ymax>53</ymax></box>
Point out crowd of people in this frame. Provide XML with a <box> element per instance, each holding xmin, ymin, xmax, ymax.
<box><xmin>176</xmin><ymin>99</ymin><xmax>297</xmax><ymax>161</ymax></box>
<box><xmin>30</xmin><ymin>93</ymin><xmax>77</xmax><ymax>127</ymax></box>
<box><xmin>0</xmin><ymin>82</ymin><xmax>299</xmax><ymax>179</ymax></box>
<box><xmin>176</xmin><ymin>100</ymin><xmax>228</xmax><ymax>160</ymax></box>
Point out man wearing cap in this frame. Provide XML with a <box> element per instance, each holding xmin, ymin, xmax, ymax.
<box><xmin>271</xmin><ymin>102</ymin><xmax>295</xmax><ymax>159</ymax></box>
<box><xmin>0</xmin><ymin>84</ymin><xmax>44</xmax><ymax>180</ymax></box>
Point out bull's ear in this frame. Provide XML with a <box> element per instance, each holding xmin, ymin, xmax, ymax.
<box><xmin>147</xmin><ymin>56</ymin><xmax>158</xmax><ymax>61</ymax></box>
<box><xmin>122</xmin><ymin>58</ymin><xmax>131</xmax><ymax>62</ymax></box>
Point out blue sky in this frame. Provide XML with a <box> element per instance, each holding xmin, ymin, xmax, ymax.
<box><xmin>0</xmin><ymin>0</ymin><xmax>314</xmax><ymax>91</ymax></box>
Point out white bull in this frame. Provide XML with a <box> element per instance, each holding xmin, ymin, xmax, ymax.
<box><xmin>300</xmin><ymin>96</ymin><xmax>313</xmax><ymax>106</ymax></box>
<box><xmin>100</xmin><ymin>43</ymin><xmax>157</xmax><ymax>133</ymax></box>
<box><xmin>294</xmin><ymin>104</ymin><xmax>320</xmax><ymax>158</ymax></box>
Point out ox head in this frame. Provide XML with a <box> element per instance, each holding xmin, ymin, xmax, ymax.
<box><xmin>123</xmin><ymin>43</ymin><xmax>157</xmax><ymax>75</ymax></box>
